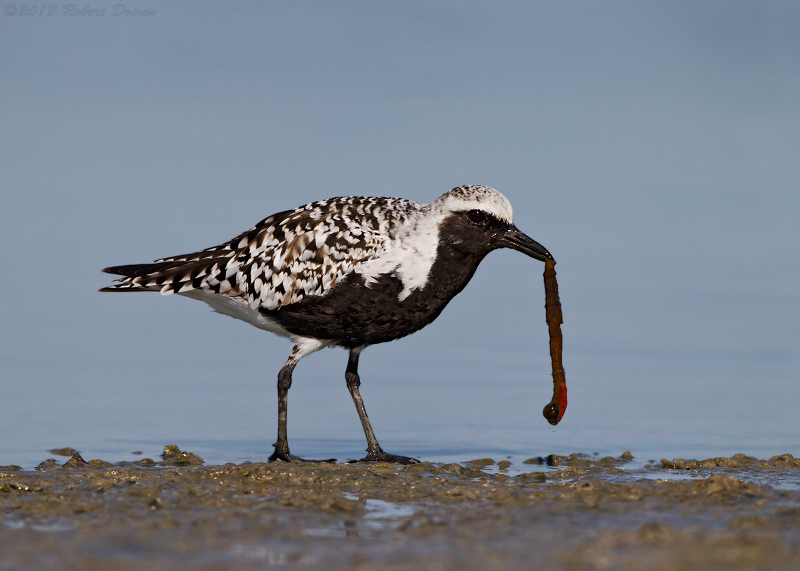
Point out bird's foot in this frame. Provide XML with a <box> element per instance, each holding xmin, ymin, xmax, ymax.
<box><xmin>349</xmin><ymin>447</ymin><xmax>420</xmax><ymax>465</ymax></box>
<box><xmin>269</xmin><ymin>445</ymin><xmax>335</xmax><ymax>464</ymax></box>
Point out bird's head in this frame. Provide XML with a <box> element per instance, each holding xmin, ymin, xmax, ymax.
<box><xmin>432</xmin><ymin>185</ymin><xmax>553</xmax><ymax>262</ymax></box>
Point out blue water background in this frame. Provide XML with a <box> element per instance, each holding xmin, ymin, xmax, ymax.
<box><xmin>1</xmin><ymin>2</ymin><xmax>798</xmax><ymax>469</ymax></box>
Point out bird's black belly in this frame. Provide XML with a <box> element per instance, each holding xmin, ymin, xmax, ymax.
<box><xmin>262</xmin><ymin>248</ymin><xmax>485</xmax><ymax>348</ymax></box>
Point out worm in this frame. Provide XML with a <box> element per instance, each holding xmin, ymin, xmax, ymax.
<box><xmin>542</xmin><ymin>259</ymin><xmax>567</xmax><ymax>426</ymax></box>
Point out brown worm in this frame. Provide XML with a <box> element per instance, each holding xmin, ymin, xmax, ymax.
<box><xmin>542</xmin><ymin>259</ymin><xmax>567</xmax><ymax>426</ymax></box>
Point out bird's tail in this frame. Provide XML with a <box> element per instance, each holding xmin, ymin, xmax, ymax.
<box><xmin>100</xmin><ymin>250</ymin><xmax>237</xmax><ymax>295</ymax></box>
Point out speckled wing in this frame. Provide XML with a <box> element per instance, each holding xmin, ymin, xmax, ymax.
<box><xmin>228</xmin><ymin>201</ymin><xmax>394</xmax><ymax>310</ymax></box>
<box><xmin>102</xmin><ymin>197</ymin><xmax>417</xmax><ymax>311</ymax></box>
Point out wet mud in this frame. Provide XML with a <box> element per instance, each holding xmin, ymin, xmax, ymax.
<box><xmin>2</xmin><ymin>446</ymin><xmax>800</xmax><ymax>570</ymax></box>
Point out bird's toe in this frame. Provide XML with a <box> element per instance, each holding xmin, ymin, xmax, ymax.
<box><xmin>269</xmin><ymin>449</ymin><xmax>335</xmax><ymax>464</ymax></box>
<box><xmin>349</xmin><ymin>449</ymin><xmax>420</xmax><ymax>465</ymax></box>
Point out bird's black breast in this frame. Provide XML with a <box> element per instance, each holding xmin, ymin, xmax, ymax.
<box><xmin>261</xmin><ymin>242</ymin><xmax>487</xmax><ymax>348</ymax></box>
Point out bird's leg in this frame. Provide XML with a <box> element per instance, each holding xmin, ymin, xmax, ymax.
<box><xmin>345</xmin><ymin>348</ymin><xmax>419</xmax><ymax>465</ymax></box>
<box><xmin>269</xmin><ymin>345</ymin><xmax>334</xmax><ymax>463</ymax></box>
<box><xmin>269</xmin><ymin>359</ymin><xmax>296</xmax><ymax>461</ymax></box>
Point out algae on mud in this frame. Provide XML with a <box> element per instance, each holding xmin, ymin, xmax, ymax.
<box><xmin>2</xmin><ymin>446</ymin><xmax>800</xmax><ymax>570</ymax></box>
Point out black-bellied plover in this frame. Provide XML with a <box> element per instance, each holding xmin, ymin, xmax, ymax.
<box><xmin>101</xmin><ymin>185</ymin><xmax>553</xmax><ymax>464</ymax></box>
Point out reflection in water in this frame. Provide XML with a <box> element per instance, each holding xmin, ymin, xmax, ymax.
<box><xmin>231</xmin><ymin>544</ymin><xmax>320</xmax><ymax>566</ymax></box>
<box><xmin>305</xmin><ymin>496</ymin><xmax>418</xmax><ymax>538</ymax></box>
<box><xmin>1</xmin><ymin>519</ymin><xmax>75</xmax><ymax>533</ymax></box>
<box><xmin>364</xmin><ymin>498</ymin><xmax>417</xmax><ymax>519</ymax></box>
<box><xmin>304</xmin><ymin>525</ymin><xmax>347</xmax><ymax>539</ymax></box>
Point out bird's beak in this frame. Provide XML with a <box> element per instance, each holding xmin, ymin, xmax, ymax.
<box><xmin>499</xmin><ymin>226</ymin><xmax>554</xmax><ymax>262</ymax></box>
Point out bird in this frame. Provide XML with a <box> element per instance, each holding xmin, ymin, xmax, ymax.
<box><xmin>101</xmin><ymin>185</ymin><xmax>553</xmax><ymax>464</ymax></box>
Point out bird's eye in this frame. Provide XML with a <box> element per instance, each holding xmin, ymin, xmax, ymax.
<box><xmin>466</xmin><ymin>210</ymin><xmax>488</xmax><ymax>225</ymax></box>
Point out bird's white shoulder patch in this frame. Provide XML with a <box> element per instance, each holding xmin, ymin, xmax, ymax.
<box><xmin>359</xmin><ymin>213</ymin><xmax>441</xmax><ymax>301</ymax></box>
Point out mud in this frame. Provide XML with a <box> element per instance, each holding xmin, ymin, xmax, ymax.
<box><xmin>2</xmin><ymin>446</ymin><xmax>800</xmax><ymax>570</ymax></box>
